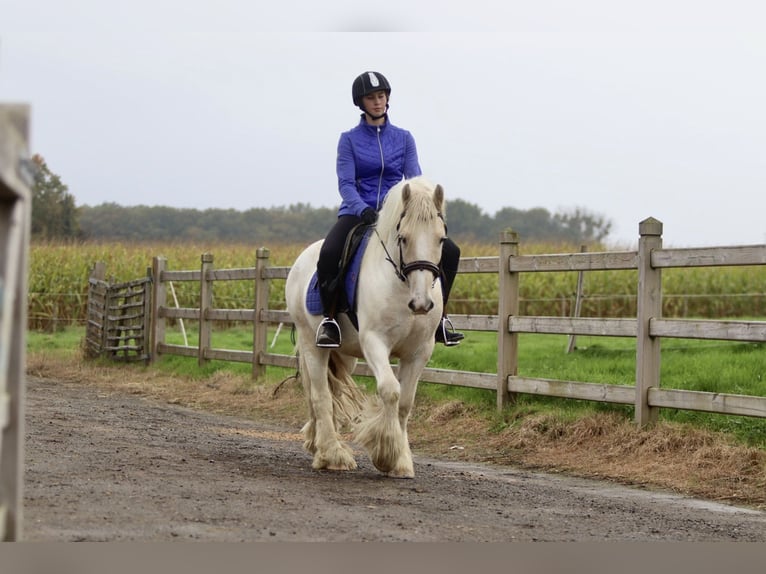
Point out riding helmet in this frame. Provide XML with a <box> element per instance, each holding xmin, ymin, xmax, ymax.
<box><xmin>352</xmin><ymin>71</ymin><xmax>391</xmax><ymax>108</ymax></box>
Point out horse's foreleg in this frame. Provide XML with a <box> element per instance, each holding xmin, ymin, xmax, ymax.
<box><xmin>395</xmin><ymin>348</ymin><xmax>431</xmax><ymax>430</ymax></box>
<box><xmin>354</xmin><ymin>337</ymin><xmax>411</xmax><ymax>477</ymax></box>
<box><xmin>379</xmin><ymin>351</ymin><xmax>430</xmax><ymax>478</ymax></box>
<box><xmin>303</xmin><ymin>350</ymin><xmax>357</xmax><ymax>471</ymax></box>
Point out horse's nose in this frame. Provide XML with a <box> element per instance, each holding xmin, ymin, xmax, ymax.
<box><xmin>409</xmin><ymin>298</ymin><xmax>434</xmax><ymax>314</ymax></box>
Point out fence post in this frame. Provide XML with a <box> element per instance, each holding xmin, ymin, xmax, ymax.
<box><xmin>253</xmin><ymin>247</ymin><xmax>271</xmax><ymax>379</ymax></box>
<box><xmin>635</xmin><ymin>217</ymin><xmax>663</xmax><ymax>426</ymax></box>
<box><xmin>101</xmin><ymin>270</ymin><xmax>112</xmax><ymax>357</ymax></box>
<box><xmin>199</xmin><ymin>253</ymin><xmax>214</xmax><ymax>367</ymax></box>
<box><xmin>86</xmin><ymin>262</ymin><xmax>106</xmax><ymax>358</ymax></box>
<box><xmin>0</xmin><ymin>103</ymin><xmax>31</xmax><ymax>540</ymax></box>
<box><xmin>150</xmin><ymin>256</ymin><xmax>167</xmax><ymax>363</ymax></box>
<box><xmin>142</xmin><ymin>267</ymin><xmax>152</xmax><ymax>363</ymax></box>
<box><xmin>497</xmin><ymin>230</ymin><xmax>519</xmax><ymax>410</ymax></box>
<box><xmin>91</xmin><ymin>261</ymin><xmax>106</xmax><ymax>281</ymax></box>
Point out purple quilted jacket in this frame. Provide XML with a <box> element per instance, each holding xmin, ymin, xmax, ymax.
<box><xmin>336</xmin><ymin>115</ymin><xmax>422</xmax><ymax>217</ymax></box>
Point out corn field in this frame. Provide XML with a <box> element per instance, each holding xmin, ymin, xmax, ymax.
<box><xmin>28</xmin><ymin>240</ymin><xmax>766</xmax><ymax>331</ymax></box>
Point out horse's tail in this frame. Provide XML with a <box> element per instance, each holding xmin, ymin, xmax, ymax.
<box><xmin>327</xmin><ymin>351</ymin><xmax>367</xmax><ymax>428</ymax></box>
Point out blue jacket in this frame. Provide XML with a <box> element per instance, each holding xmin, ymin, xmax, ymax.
<box><xmin>336</xmin><ymin>115</ymin><xmax>422</xmax><ymax>217</ymax></box>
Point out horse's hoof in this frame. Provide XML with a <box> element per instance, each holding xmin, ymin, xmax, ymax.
<box><xmin>376</xmin><ymin>458</ymin><xmax>414</xmax><ymax>478</ymax></box>
<box><xmin>314</xmin><ymin>461</ymin><xmax>357</xmax><ymax>471</ymax></box>
<box><xmin>313</xmin><ymin>451</ymin><xmax>357</xmax><ymax>471</ymax></box>
<box><xmin>325</xmin><ymin>464</ymin><xmax>357</xmax><ymax>472</ymax></box>
<box><xmin>386</xmin><ymin>469</ymin><xmax>415</xmax><ymax>479</ymax></box>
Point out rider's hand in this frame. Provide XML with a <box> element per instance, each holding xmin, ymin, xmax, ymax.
<box><xmin>361</xmin><ymin>208</ymin><xmax>378</xmax><ymax>225</ymax></box>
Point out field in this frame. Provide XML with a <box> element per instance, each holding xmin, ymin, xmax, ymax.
<box><xmin>28</xmin><ymin>239</ymin><xmax>766</xmax><ymax>329</ymax></box>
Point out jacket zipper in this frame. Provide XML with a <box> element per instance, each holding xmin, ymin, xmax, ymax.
<box><xmin>376</xmin><ymin>125</ymin><xmax>384</xmax><ymax>210</ymax></box>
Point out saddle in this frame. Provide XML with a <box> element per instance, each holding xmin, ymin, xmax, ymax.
<box><xmin>306</xmin><ymin>223</ymin><xmax>373</xmax><ymax>328</ymax></box>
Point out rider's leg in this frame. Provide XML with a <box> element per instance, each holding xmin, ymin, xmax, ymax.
<box><xmin>315</xmin><ymin>215</ymin><xmax>360</xmax><ymax>347</ymax></box>
<box><xmin>436</xmin><ymin>238</ymin><xmax>464</xmax><ymax>346</ymax></box>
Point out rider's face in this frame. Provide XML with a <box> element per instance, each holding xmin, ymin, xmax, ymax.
<box><xmin>362</xmin><ymin>91</ymin><xmax>388</xmax><ymax>117</ymax></box>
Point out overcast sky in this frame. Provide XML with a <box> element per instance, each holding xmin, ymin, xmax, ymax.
<box><xmin>1</xmin><ymin>1</ymin><xmax>764</xmax><ymax>247</ymax></box>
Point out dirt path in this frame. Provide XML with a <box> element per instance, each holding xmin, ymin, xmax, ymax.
<box><xmin>22</xmin><ymin>376</ymin><xmax>766</xmax><ymax>542</ymax></box>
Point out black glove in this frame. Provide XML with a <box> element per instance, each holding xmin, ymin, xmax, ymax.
<box><xmin>361</xmin><ymin>207</ymin><xmax>378</xmax><ymax>225</ymax></box>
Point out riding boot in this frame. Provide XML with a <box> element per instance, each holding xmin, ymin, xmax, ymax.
<box><xmin>435</xmin><ymin>239</ymin><xmax>464</xmax><ymax>346</ymax></box>
<box><xmin>316</xmin><ymin>317</ymin><xmax>341</xmax><ymax>348</ymax></box>
<box><xmin>315</xmin><ymin>279</ymin><xmax>341</xmax><ymax>348</ymax></box>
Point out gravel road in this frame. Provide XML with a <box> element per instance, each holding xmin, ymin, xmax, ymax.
<box><xmin>22</xmin><ymin>376</ymin><xmax>766</xmax><ymax>542</ymax></box>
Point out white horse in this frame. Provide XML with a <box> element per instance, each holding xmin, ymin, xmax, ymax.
<box><xmin>284</xmin><ymin>176</ymin><xmax>447</xmax><ymax>478</ymax></box>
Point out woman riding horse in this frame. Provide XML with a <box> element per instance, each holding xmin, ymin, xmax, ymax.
<box><xmin>286</xmin><ymin>176</ymin><xmax>450</xmax><ymax>477</ymax></box>
<box><xmin>315</xmin><ymin>71</ymin><xmax>464</xmax><ymax>348</ymax></box>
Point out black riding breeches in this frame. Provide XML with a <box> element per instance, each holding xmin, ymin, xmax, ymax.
<box><xmin>316</xmin><ymin>215</ymin><xmax>361</xmax><ymax>312</ymax></box>
<box><xmin>440</xmin><ymin>237</ymin><xmax>460</xmax><ymax>307</ymax></box>
<box><xmin>317</xmin><ymin>215</ymin><xmax>361</xmax><ymax>284</ymax></box>
<box><xmin>316</xmin><ymin>215</ymin><xmax>461</xmax><ymax>314</ymax></box>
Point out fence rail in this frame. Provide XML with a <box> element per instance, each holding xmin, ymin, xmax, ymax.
<box><xmin>92</xmin><ymin>216</ymin><xmax>766</xmax><ymax>428</ymax></box>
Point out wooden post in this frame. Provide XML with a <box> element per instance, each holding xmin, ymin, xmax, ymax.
<box><xmin>0</xmin><ymin>103</ymin><xmax>32</xmax><ymax>541</ymax></box>
<box><xmin>635</xmin><ymin>217</ymin><xmax>663</xmax><ymax>426</ymax></box>
<box><xmin>497</xmin><ymin>231</ymin><xmax>519</xmax><ymax>410</ymax></box>
<box><xmin>91</xmin><ymin>261</ymin><xmax>106</xmax><ymax>281</ymax></box>
<box><xmin>149</xmin><ymin>256</ymin><xmax>167</xmax><ymax>363</ymax></box>
<box><xmin>98</xmin><ymin>265</ymin><xmax>111</xmax><ymax>356</ymax></box>
<box><xmin>253</xmin><ymin>247</ymin><xmax>271</xmax><ymax>379</ymax></box>
<box><xmin>142</xmin><ymin>267</ymin><xmax>152</xmax><ymax>363</ymax></box>
<box><xmin>87</xmin><ymin>262</ymin><xmax>106</xmax><ymax>357</ymax></box>
<box><xmin>199</xmin><ymin>253</ymin><xmax>214</xmax><ymax>367</ymax></box>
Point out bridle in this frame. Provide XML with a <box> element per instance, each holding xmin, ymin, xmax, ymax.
<box><xmin>375</xmin><ymin>210</ymin><xmax>446</xmax><ymax>284</ymax></box>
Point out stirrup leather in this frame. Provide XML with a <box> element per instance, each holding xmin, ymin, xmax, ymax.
<box><xmin>315</xmin><ymin>317</ymin><xmax>341</xmax><ymax>348</ymax></box>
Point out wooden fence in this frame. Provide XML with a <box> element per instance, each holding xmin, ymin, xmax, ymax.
<box><xmin>150</xmin><ymin>250</ymin><xmax>271</xmax><ymax>379</ymax></box>
<box><xmin>143</xmin><ymin>217</ymin><xmax>766</xmax><ymax>427</ymax></box>
<box><xmin>0</xmin><ymin>104</ymin><xmax>32</xmax><ymax>541</ymax></box>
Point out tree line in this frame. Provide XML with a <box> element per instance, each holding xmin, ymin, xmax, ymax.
<box><xmin>32</xmin><ymin>158</ymin><xmax>613</xmax><ymax>245</ymax></box>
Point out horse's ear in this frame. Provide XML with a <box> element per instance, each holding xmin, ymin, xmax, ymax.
<box><xmin>434</xmin><ymin>184</ymin><xmax>444</xmax><ymax>212</ymax></box>
<box><xmin>402</xmin><ymin>183</ymin><xmax>411</xmax><ymax>203</ymax></box>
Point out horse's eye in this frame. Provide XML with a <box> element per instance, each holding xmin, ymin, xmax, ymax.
<box><xmin>398</xmin><ymin>236</ymin><xmax>408</xmax><ymax>246</ymax></box>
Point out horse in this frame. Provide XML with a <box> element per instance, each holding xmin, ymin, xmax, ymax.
<box><xmin>284</xmin><ymin>176</ymin><xmax>448</xmax><ymax>478</ymax></box>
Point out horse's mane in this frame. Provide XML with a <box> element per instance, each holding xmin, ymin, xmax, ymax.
<box><xmin>377</xmin><ymin>176</ymin><xmax>444</xmax><ymax>241</ymax></box>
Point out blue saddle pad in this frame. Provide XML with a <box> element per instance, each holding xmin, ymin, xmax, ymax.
<box><xmin>306</xmin><ymin>230</ymin><xmax>372</xmax><ymax>316</ymax></box>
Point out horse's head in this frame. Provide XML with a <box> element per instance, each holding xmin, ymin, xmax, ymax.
<box><xmin>377</xmin><ymin>177</ymin><xmax>448</xmax><ymax>314</ymax></box>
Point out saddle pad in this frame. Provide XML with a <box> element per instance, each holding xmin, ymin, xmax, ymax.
<box><xmin>306</xmin><ymin>230</ymin><xmax>372</xmax><ymax>316</ymax></box>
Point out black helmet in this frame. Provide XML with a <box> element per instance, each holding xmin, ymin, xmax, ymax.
<box><xmin>352</xmin><ymin>71</ymin><xmax>391</xmax><ymax>108</ymax></box>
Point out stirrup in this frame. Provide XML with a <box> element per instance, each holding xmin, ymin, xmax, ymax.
<box><xmin>316</xmin><ymin>317</ymin><xmax>341</xmax><ymax>348</ymax></box>
<box><xmin>436</xmin><ymin>316</ymin><xmax>464</xmax><ymax>346</ymax></box>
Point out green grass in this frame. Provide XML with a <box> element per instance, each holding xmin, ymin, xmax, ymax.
<box><xmin>27</xmin><ymin>325</ymin><xmax>766</xmax><ymax>447</ymax></box>
<box><xmin>27</xmin><ymin>329</ymin><xmax>84</xmax><ymax>356</ymax></box>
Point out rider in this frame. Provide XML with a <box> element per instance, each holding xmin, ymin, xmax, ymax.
<box><xmin>315</xmin><ymin>70</ymin><xmax>464</xmax><ymax>348</ymax></box>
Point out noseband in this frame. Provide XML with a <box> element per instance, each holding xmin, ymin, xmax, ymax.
<box><xmin>376</xmin><ymin>210</ymin><xmax>446</xmax><ymax>284</ymax></box>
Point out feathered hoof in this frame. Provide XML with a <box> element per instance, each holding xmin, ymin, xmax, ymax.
<box><xmin>386</xmin><ymin>467</ymin><xmax>415</xmax><ymax>479</ymax></box>
<box><xmin>312</xmin><ymin>444</ymin><xmax>357</xmax><ymax>471</ymax></box>
<box><xmin>373</xmin><ymin>450</ymin><xmax>414</xmax><ymax>478</ymax></box>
